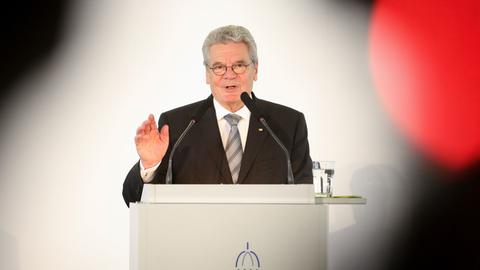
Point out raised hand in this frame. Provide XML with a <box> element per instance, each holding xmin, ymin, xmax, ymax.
<box><xmin>134</xmin><ymin>114</ymin><xmax>169</xmax><ymax>168</ymax></box>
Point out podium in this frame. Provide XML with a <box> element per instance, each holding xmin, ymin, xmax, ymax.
<box><xmin>130</xmin><ymin>184</ymin><xmax>365</xmax><ymax>270</ymax></box>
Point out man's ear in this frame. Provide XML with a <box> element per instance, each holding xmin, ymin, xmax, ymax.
<box><xmin>254</xmin><ymin>63</ymin><xmax>258</xmax><ymax>81</ymax></box>
<box><xmin>205</xmin><ymin>68</ymin><xmax>210</xmax><ymax>85</ymax></box>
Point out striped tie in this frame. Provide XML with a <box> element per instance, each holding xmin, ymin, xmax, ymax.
<box><xmin>224</xmin><ymin>114</ymin><xmax>243</xmax><ymax>184</ymax></box>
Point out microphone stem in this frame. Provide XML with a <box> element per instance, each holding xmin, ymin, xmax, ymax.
<box><xmin>165</xmin><ymin>119</ymin><xmax>196</xmax><ymax>184</ymax></box>
<box><xmin>259</xmin><ymin>118</ymin><xmax>295</xmax><ymax>184</ymax></box>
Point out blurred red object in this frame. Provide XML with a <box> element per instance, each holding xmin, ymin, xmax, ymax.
<box><xmin>370</xmin><ymin>0</ymin><xmax>480</xmax><ymax>172</ymax></box>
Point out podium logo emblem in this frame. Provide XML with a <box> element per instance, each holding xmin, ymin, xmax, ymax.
<box><xmin>235</xmin><ymin>242</ymin><xmax>260</xmax><ymax>270</ymax></box>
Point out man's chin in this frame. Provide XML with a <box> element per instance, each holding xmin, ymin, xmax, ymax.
<box><xmin>222</xmin><ymin>92</ymin><xmax>241</xmax><ymax>101</ymax></box>
<box><xmin>224</xmin><ymin>98</ymin><xmax>241</xmax><ymax>105</ymax></box>
<box><xmin>214</xmin><ymin>96</ymin><xmax>243</xmax><ymax>110</ymax></box>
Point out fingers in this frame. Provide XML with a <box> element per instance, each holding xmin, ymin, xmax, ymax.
<box><xmin>136</xmin><ymin>125</ymin><xmax>144</xmax><ymax>136</ymax></box>
<box><xmin>134</xmin><ymin>133</ymin><xmax>142</xmax><ymax>145</ymax></box>
<box><xmin>136</xmin><ymin>114</ymin><xmax>157</xmax><ymax>135</ymax></box>
<box><xmin>159</xmin><ymin>124</ymin><xmax>169</xmax><ymax>143</ymax></box>
<box><xmin>135</xmin><ymin>114</ymin><xmax>158</xmax><ymax>146</ymax></box>
<box><xmin>148</xmin><ymin>114</ymin><xmax>158</xmax><ymax>131</ymax></box>
<box><xmin>144</xmin><ymin>119</ymin><xmax>151</xmax><ymax>133</ymax></box>
<box><xmin>136</xmin><ymin>120</ymin><xmax>148</xmax><ymax>135</ymax></box>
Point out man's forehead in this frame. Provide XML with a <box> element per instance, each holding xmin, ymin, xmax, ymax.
<box><xmin>209</xmin><ymin>42</ymin><xmax>250</xmax><ymax>62</ymax></box>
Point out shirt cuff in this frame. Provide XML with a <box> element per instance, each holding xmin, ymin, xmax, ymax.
<box><xmin>139</xmin><ymin>161</ymin><xmax>161</xmax><ymax>183</ymax></box>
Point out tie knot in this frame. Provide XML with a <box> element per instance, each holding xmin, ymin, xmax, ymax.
<box><xmin>224</xmin><ymin>113</ymin><xmax>241</xmax><ymax>126</ymax></box>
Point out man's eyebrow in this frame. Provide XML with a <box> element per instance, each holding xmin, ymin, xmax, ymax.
<box><xmin>210</xmin><ymin>60</ymin><xmax>249</xmax><ymax>66</ymax></box>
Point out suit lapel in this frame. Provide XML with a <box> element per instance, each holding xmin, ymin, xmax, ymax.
<box><xmin>237</xmin><ymin>114</ymin><xmax>267</xmax><ymax>184</ymax></box>
<box><xmin>200</xmin><ymin>105</ymin><xmax>234</xmax><ymax>184</ymax></box>
<box><xmin>197</xmin><ymin>93</ymin><xmax>266</xmax><ymax>185</ymax></box>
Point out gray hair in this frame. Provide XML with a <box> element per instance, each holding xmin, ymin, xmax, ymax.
<box><xmin>202</xmin><ymin>25</ymin><xmax>258</xmax><ymax>66</ymax></box>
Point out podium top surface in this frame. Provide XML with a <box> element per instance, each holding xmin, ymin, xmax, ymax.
<box><xmin>315</xmin><ymin>196</ymin><xmax>366</xmax><ymax>204</ymax></box>
<box><xmin>141</xmin><ymin>184</ymin><xmax>315</xmax><ymax>204</ymax></box>
<box><xmin>140</xmin><ymin>184</ymin><xmax>366</xmax><ymax>205</ymax></box>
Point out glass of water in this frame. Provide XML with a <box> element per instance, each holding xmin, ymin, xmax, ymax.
<box><xmin>312</xmin><ymin>160</ymin><xmax>335</xmax><ymax>197</ymax></box>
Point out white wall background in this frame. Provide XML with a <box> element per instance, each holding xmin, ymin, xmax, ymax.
<box><xmin>0</xmin><ymin>1</ymin><xmax>412</xmax><ymax>269</ymax></box>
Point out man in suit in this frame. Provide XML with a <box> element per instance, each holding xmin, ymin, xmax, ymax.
<box><xmin>123</xmin><ymin>25</ymin><xmax>312</xmax><ymax>206</ymax></box>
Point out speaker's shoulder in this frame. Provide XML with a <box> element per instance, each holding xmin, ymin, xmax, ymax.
<box><xmin>163</xmin><ymin>99</ymin><xmax>206</xmax><ymax>116</ymax></box>
<box><xmin>256</xmin><ymin>98</ymin><xmax>304</xmax><ymax>118</ymax></box>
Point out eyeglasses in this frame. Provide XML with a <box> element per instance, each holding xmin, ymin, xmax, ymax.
<box><xmin>208</xmin><ymin>62</ymin><xmax>252</xmax><ymax>76</ymax></box>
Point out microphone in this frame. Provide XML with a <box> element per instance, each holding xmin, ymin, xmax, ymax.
<box><xmin>165</xmin><ymin>96</ymin><xmax>212</xmax><ymax>184</ymax></box>
<box><xmin>240</xmin><ymin>92</ymin><xmax>295</xmax><ymax>184</ymax></box>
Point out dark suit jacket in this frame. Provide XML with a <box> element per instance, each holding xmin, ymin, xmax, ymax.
<box><xmin>122</xmin><ymin>94</ymin><xmax>313</xmax><ymax>206</ymax></box>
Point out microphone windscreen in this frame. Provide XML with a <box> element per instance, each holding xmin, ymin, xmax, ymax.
<box><xmin>241</xmin><ymin>92</ymin><xmax>259</xmax><ymax>117</ymax></box>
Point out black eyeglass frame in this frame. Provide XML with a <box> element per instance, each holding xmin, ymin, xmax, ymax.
<box><xmin>207</xmin><ymin>62</ymin><xmax>253</xmax><ymax>76</ymax></box>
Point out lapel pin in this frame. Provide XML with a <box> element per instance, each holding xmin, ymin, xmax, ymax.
<box><xmin>258</xmin><ymin>128</ymin><xmax>263</xmax><ymax>132</ymax></box>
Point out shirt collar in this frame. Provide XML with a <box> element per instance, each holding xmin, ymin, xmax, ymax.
<box><xmin>213</xmin><ymin>97</ymin><xmax>251</xmax><ymax>121</ymax></box>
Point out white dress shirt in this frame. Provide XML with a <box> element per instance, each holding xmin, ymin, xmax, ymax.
<box><xmin>213</xmin><ymin>98</ymin><xmax>250</xmax><ymax>151</ymax></box>
<box><xmin>140</xmin><ymin>98</ymin><xmax>251</xmax><ymax>183</ymax></box>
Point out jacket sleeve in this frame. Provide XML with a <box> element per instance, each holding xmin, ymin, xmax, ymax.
<box><xmin>290</xmin><ymin>113</ymin><xmax>313</xmax><ymax>184</ymax></box>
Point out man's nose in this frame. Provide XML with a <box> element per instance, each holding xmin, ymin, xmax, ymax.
<box><xmin>223</xmin><ymin>66</ymin><xmax>237</xmax><ymax>79</ymax></box>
